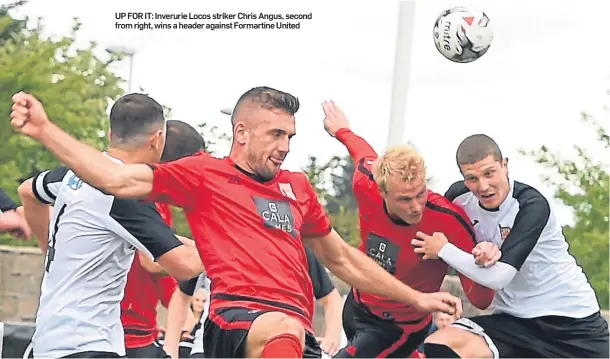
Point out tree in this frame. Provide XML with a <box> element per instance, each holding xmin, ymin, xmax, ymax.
<box><xmin>519</xmin><ymin>103</ymin><xmax>609</xmax><ymax>309</ymax></box>
<box><xmin>302</xmin><ymin>155</ymin><xmax>361</xmax><ymax>247</ymax></box>
<box><xmin>0</xmin><ymin>3</ymin><xmax>124</xmax><ymax>245</ymax></box>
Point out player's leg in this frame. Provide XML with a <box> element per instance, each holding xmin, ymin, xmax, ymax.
<box><xmin>424</xmin><ymin>313</ymin><xmax>549</xmax><ymax>358</ymax></box>
<box><xmin>333</xmin><ymin>326</ymin><xmax>403</xmax><ymax>358</ymax></box>
<box><xmin>244</xmin><ymin>311</ymin><xmax>306</xmax><ymax>358</ymax></box>
<box><xmin>61</xmin><ymin>351</ymin><xmax>124</xmax><ymax>358</ymax></box>
<box><xmin>202</xmin><ymin>307</ymin><xmax>310</xmax><ymax>358</ymax></box>
<box><xmin>423</xmin><ymin>325</ymin><xmax>492</xmax><ymax>358</ymax></box>
<box><xmin>125</xmin><ymin>343</ymin><xmax>162</xmax><ymax>358</ymax></box>
<box><xmin>333</xmin><ymin>295</ymin><xmax>422</xmax><ymax>359</ymax></box>
<box><xmin>540</xmin><ymin>311</ymin><xmax>609</xmax><ymax>358</ymax></box>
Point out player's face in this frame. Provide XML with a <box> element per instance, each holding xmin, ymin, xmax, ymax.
<box><xmin>434</xmin><ymin>312</ymin><xmax>456</xmax><ymax>329</ymax></box>
<box><xmin>192</xmin><ymin>290</ymin><xmax>207</xmax><ymax>313</ymax></box>
<box><xmin>245</xmin><ymin>108</ymin><xmax>296</xmax><ymax>180</ymax></box>
<box><xmin>382</xmin><ymin>175</ymin><xmax>428</xmax><ymax>224</ymax></box>
<box><xmin>460</xmin><ymin>155</ymin><xmax>509</xmax><ymax>209</ymax></box>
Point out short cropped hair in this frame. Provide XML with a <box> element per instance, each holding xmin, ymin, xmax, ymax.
<box><xmin>161</xmin><ymin>120</ymin><xmax>205</xmax><ymax>162</ymax></box>
<box><xmin>456</xmin><ymin>134</ymin><xmax>503</xmax><ymax>166</ymax></box>
<box><xmin>109</xmin><ymin>94</ymin><xmax>165</xmax><ymax>145</ymax></box>
<box><xmin>231</xmin><ymin>86</ymin><xmax>299</xmax><ymax>126</ymax></box>
<box><xmin>372</xmin><ymin>145</ymin><xmax>426</xmax><ymax>193</ymax></box>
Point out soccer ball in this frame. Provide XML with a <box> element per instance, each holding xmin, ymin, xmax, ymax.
<box><xmin>433</xmin><ymin>7</ymin><xmax>493</xmax><ymax>63</ymax></box>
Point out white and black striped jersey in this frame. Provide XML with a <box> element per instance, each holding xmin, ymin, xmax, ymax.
<box><xmin>443</xmin><ymin>178</ymin><xmax>600</xmax><ymax>319</ymax></box>
<box><xmin>30</xmin><ymin>156</ymin><xmax>183</xmax><ymax>359</ymax></box>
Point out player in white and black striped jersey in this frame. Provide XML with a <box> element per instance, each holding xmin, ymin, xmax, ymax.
<box><xmin>17</xmin><ymin>94</ymin><xmax>204</xmax><ymax>359</ymax></box>
<box><xmin>415</xmin><ymin>134</ymin><xmax>608</xmax><ymax>358</ymax></box>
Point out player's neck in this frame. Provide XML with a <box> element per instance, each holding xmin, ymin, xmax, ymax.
<box><xmin>106</xmin><ymin>147</ymin><xmax>151</xmax><ymax>165</ymax></box>
<box><xmin>228</xmin><ymin>151</ymin><xmax>256</xmax><ymax>175</ymax></box>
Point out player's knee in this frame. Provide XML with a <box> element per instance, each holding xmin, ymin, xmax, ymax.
<box><xmin>246</xmin><ymin>312</ymin><xmax>306</xmax><ymax>358</ymax></box>
<box><xmin>424</xmin><ymin>327</ymin><xmax>493</xmax><ymax>359</ymax></box>
<box><xmin>424</xmin><ymin>327</ymin><xmax>455</xmax><ymax>346</ymax></box>
<box><xmin>275</xmin><ymin>315</ymin><xmax>305</xmax><ymax>343</ymax></box>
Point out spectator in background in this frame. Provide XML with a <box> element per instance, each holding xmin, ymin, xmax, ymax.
<box><xmin>0</xmin><ymin>187</ymin><xmax>30</xmax><ymax>239</ymax></box>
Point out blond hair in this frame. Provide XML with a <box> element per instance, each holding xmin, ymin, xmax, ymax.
<box><xmin>371</xmin><ymin>145</ymin><xmax>426</xmax><ymax>193</ymax></box>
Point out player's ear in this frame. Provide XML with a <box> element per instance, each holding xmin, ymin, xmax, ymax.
<box><xmin>107</xmin><ymin>129</ymin><xmax>113</xmax><ymax>141</ymax></box>
<box><xmin>149</xmin><ymin>129</ymin><xmax>164</xmax><ymax>151</ymax></box>
<box><xmin>233</xmin><ymin>122</ymin><xmax>248</xmax><ymax>145</ymax></box>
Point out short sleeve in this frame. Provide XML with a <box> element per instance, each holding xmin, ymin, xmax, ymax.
<box><xmin>107</xmin><ymin>197</ymin><xmax>183</xmax><ymax>259</ymax></box>
<box><xmin>179</xmin><ymin>274</ymin><xmax>205</xmax><ymax>296</ymax></box>
<box><xmin>300</xmin><ymin>178</ymin><xmax>332</xmax><ymax>238</ymax></box>
<box><xmin>146</xmin><ymin>153</ymin><xmax>210</xmax><ymax>210</ymax></box>
<box><xmin>305</xmin><ymin>248</ymin><xmax>335</xmax><ymax>299</ymax></box>
<box><xmin>32</xmin><ymin>166</ymin><xmax>69</xmax><ymax>205</ymax></box>
<box><xmin>499</xmin><ymin>189</ymin><xmax>551</xmax><ymax>271</ymax></box>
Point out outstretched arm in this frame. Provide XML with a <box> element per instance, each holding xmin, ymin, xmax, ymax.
<box><xmin>322</xmin><ymin>100</ymin><xmax>378</xmax><ymax>162</ymax></box>
<box><xmin>11</xmin><ymin>92</ymin><xmax>153</xmax><ymax>199</ymax></box>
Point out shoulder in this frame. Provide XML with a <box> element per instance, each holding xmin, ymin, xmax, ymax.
<box><xmin>354</xmin><ymin>156</ymin><xmax>377</xmax><ymax>181</ymax></box>
<box><xmin>444</xmin><ymin>180</ymin><xmax>471</xmax><ymax>202</ymax></box>
<box><xmin>512</xmin><ymin>181</ymin><xmax>549</xmax><ymax>207</ymax></box>
<box><xmin>426</xmin><ymin>191</ymin><xmax>471</xmax><ymax>221</ymax></box>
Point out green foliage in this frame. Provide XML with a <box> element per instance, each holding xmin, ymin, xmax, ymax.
<box><xmin>302</xmin><ymin>155</ymin><xmax>361</xmax><ymax>247</ymax></box>
<box><xmin>0</xmin><ymin>3</ymin><xmax>124</xmax><ymax>245</ymax></box>
<box><xmin>519</xmin><ymin>108</ymin><xmax>609</xmax><ymax>309</ymax></box>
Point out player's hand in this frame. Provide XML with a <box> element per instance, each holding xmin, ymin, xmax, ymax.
<box><xmin>472</xmin><ymin>241</ymin><xmax>501</xmax><ymax>267</ymax></box>
<box><xmin>322</xmin><ymin>100</ymin><xmax>350</xmax><ymax>137</ymax></box>
<box><xmin>0</xmin><ymin>209</ymin><xmax>31</xmax><ymax>240</ymax></box>
<box><xmin>176</xmin><ymin>235</ymin><xmax>196</xmax><ymax>248</ymax></box>
<box><xmin>413</xmin><ymin>292</ymin><xmax>462</xmax><ymax>318</ymax></box>
<box><xmin>316</xmin><ymin>336</ymin><xmax>340</xmax><ymax>356</ymax></box>
<box><xmin>10</xmin><ymin>92</ymin><xmax>51</xmax><ymax>139</ymax></box>
<box><xmin>411</xmin><ymin>231</ymin><xmax>448</xmax><ymax>260</ymax></box>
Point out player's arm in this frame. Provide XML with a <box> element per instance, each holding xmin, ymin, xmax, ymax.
<box><xmin>0</xmin><ymin>187</ymin><xmax>18</xmax><ymax>212</ymax></box>
<box><xmin>138</xmin><ymin>251</ymin><xmax>168</xmax><ymax>275</ymax></box>
<box><xmin>436</xmin><ymin>190</ymin><xmax>549</xmax><ymax>290</ymax></box>
<box><xmin>17</xmin><ymin>167</ymin><xmax>69</xmax><ymax>249</ymax></box>
<box><xmin>322</xmin><ymin>100</ymin><xmax>378</xmax><ymax>162</ymax></box>
<box><xmin>35</xmin><ymin>117</ymin><xmax>154</xmax><ymax>199</ymax></box>
<box><xmin>0</xmin><ymin>186</ymin><xmax>31</xmax><ymax>238</ymax></box>
<box><xmin>300</xmin><ymin>176</ymin><xmax>461</xmax><ymax>315</ymax></box>
<box><xmin>106</xmin><ymin>198</ymin><xmax>203</xmax><ymax>280</ymax></box>
<box><xmin>442</xmin><ymin>214</ymin><xmax>495</xmax><ymax>309</ymax></box>
<box><xmin>305</xmin><ymin>248</ymin><xmax>342</xmax><ymax>355</ymax></box>
<box><xmin>163</xmin><ymin>276</ymin><xmax>200</xmax><ymax>358</ymax></box>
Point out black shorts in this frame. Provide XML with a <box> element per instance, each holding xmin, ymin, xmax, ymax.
<box><xmin>453</xmin><ymin>311</ymin><xmax>609</xmax><ymax>358</ymax></box>
<box><xmin>125</xmin><ymin>342</ymin><xmax>166</xmax><ymax>358</ymax></box>
<box><xmin>61</xmin><ymin>352</ymin><xmax>124</xmax><ymax>358</ymax></box>
<box><xmin>202</xmin><ymin>306</ymin><xmax>321</xmax><ymax>358</ymax></box>
<box><xmin>335</xmin><ymin>291</ymin><xmax>431</xmax><ymax>358</ymax></box>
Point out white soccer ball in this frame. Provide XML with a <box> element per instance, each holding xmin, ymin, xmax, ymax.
<box><xmin>433</xmin><ymin>7</ymin><xmax>493</xmax><ymax>63</ymax></box>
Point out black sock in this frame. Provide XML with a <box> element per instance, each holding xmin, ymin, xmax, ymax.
<box><xmin>423</xmin><ymin>343</ymin><xmax>461</xmax><ymax>358</ymax></box>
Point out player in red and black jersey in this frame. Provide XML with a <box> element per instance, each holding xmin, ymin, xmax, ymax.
<box><xmin>321</xmin><ymin>101</ymin><xmax>498</xmax><ymax>358</ymax></box>
<box><xmin>12</xmin><ymin>88</ymin><xmax>463</xmax><ymax>359</ymax></box>
<box><xmin>121</xmin><ymin>120</ymin><xmax>205</xmax><ymax>358</ymax></box>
